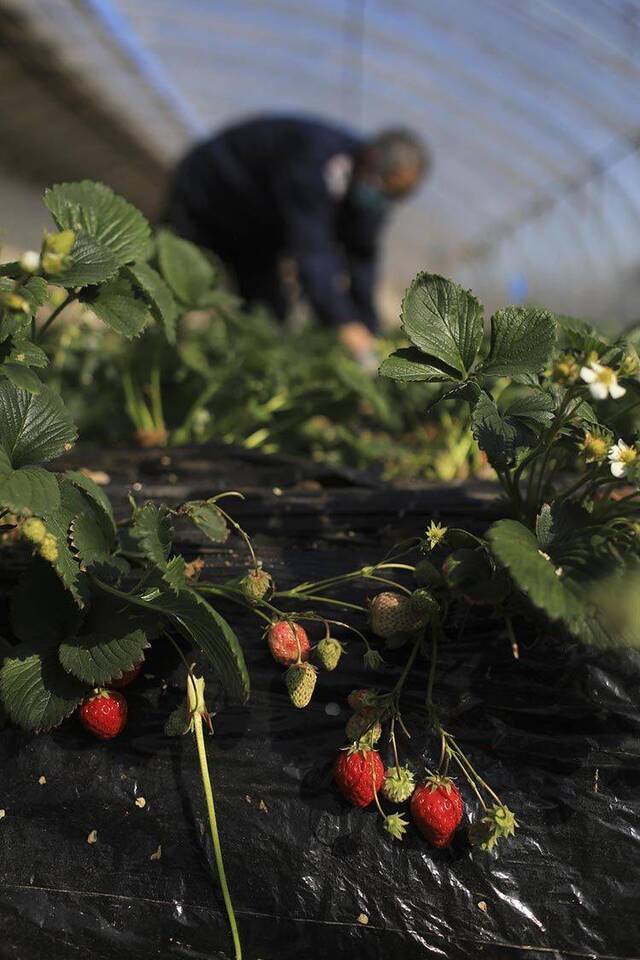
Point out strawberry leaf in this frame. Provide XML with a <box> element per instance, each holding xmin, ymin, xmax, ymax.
<box><xmin>58</xmin><ymin>593</ymin><xmax>152</xmax><ymax>685</ymax></box>
<box><xmin>45</xmin><ymin>181</ymin><xmax>150</xmax><ymax>270</ymax></box>
<box><xmin>135</xmin><ymin>587</ymin><xmax>249</xmax><ymax>702</ymax></box>
<box><xmin>487</xmin><ymin>519</ymin><xmax>582</xmax><ymax>623</ymax></box>
<box><xmin>0</xmin><ymin>381</ymin><xmax>77</xmax><ymax>467</ymax></box>
<box><xmin>126</xmin><ymin>262</ymin><xmax>178</xmax><ymax>344</ymax></box>
<box><xmin>131</xmin><ymin>501</ymin><xmax>173</xmax><ymax>566</ymax></box>
<box><xmin>10</xmin><ymin>559</ymin><xmax>83</xmax><ymax>645</ymax></box>
<box><xmin>400</xmin><ymin>273</ymin><xmax>484</xmax><ymax>377</ymax></box>
<box><xmin>481</xmin><ymin>306</ymin><xmax>556</xmax><ymax>377</ymax></box>
<box><xmin>181</xmin><ymin>500</ymin><xmax>229</xmax><ymax>543</ymax></box>
<box><xmin>0</xmin><ymin>641</ymin><xmax>89</xmax><ymax>732</ymax></box>
<box><xmin>156</xmin><ymin>229</ymin><xmax>217</xmax><ymax>308</ymax></box>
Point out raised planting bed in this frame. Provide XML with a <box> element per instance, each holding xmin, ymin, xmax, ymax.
<box><xmin>0</xmin><ymin>443</ymin><xmax>638</xmax><ymax>960</ymax></box>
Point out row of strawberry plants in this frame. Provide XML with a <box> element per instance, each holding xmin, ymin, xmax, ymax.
<box><xmin>2</xmin><ymin>182</ymin><xmax>640</xmax><ymax>957</ymax></box>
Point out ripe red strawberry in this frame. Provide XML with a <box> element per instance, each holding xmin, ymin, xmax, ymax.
<box><xmin>79</xmin><ymin>689</ymin><xmax>128</xmax><ymax>740</ymax></box>
<box><xmin>109</xmin><ymin>661</ymin><xmax>143</xmax><ymax>689</ymax></box>
<box><xmin>410</xmin><ymin>774</ymin><xmax>464</xmax><ymax>847</ymax></box>
<box><xmin>266</xmin><ymin>620</ymin><xmax>311</xmax><ymax>666</ymax></box>
<box><xmin>334</xmin><ymin>747</ymin><xmax>385</xmax><ymax>808</ymax></box>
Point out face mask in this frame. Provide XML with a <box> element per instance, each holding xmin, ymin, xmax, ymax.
<box><xmin>350</xmin><ymin>180</ymin><xmax>392</xmax><ymax>218</ymax></box>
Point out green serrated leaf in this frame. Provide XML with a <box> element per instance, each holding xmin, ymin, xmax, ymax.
<box><xmin>58</xmin><ymin>591</ymin><xmax>152</xmax><ymax>685</ymax></box>
<box><xmin>7</xmin><ymin>339</ymin><xmax>49</xmax><ymax>369</ymax></box>
<box><xmin>156</xmin><ymin>229</ymin><xmax>217</xmax><ymax>308</ymax></box>
<box><xmin>556</xmin><ymin>314</ymin><xmax>608</xmax><ymax>356</ymax></box>
<box><xmin>52</xmin><ymin>233</ymin><xmax>120</xmax><ymax>288</ymax></box>
<box><xmin>182</xmin><ymin>500</ymin><xmax>229</xmax><ymax>543</ymax></box>
<box><xmin>83</xmin><ymin>277</ymin><xmax>150</xmax><ymax>339</ymax></box>
<box><xmin>425</xmin><ymin>380</ymin><xmax>481</xmax><ymax>413</ymax></box>
<box><xmin>535</xmin><ymin>501</ymin><xmax>588</xmax><ymax>553</ymax></box>
<box><xmin>131</xmin><ymin>501</ymin><xmax>173</xmax><ymax>565</ymax></box>
<box><xmin>1</xmin><ymin>363</ymin><xmax>43</xmax><ymax>394</ymax></box>
<box><xmin>471</xmin><ymin>392</ymin><xmax>534</xmax><ymax>470</ymax></box>
<box><xmin>379</xmin><ymin>347</ymin><xmax>458</xmax><ymax>383</ymax></box>
<box><xmin>59</xmin><ymin>628</ymin><xmax>148</xmax><ymax>685</ymax></box>
<box><xmin>70</xmin><ymin>507</ymin><xmax>117</xmax><ymax>567</ymax></box>
<box><xmin>65</xmin><ymin>470</ymin><xmax>115</xmax><ymax>531</ymax></box>
<box><xmin>136</xmin><ymin>587</ymin><xmax>249</xmax><ymax>702</ymax></box>
<box><xmin>482</xmin><ymin>307</ymin><xmax>557</xmax><ymax>377</ymax></box>
<box><xmin>400</xmin><ymin>273</ymin><xmax>484</xmax><ymax>377</ymax></box>
<box><xmin>17</xmin><ymin>277</ymin><xmax>49</xmax><ymax>312</ymax></box>
<box><xmin>0</xmin><ymin>641</ymin><xmax>88</xmax><ymax>731</ymax></box>
<box><xmin>487</xmin><ymin>519</ymin><xmax>582</xmax><ymax>623</ymax></box>
<box><xmin>10</xmin><ymin>559</ymin><xmax>83</xmax><ymax>645</ymax></box>
<box><xmin>42</xmin><ymin>480</ymin><xmax>92</xmax><ymax>605</ymax></box>
<box><xmin>0</xmin><ymin>464</ymin><xmax>59</xmax><ymax>515</ymax></box>
<box><xmin>126</xmin><ymin>262</ymin><xmax>178</xmax><ymax>344</ymax></box>
<box><xmin>0</xmin><ymin>381</ymin><xmax>77</xmax><ymax>466</ymax></box>
<box><xmin>0</xmin><ymin>308</ymin><xmax>31</xmax><ymax>343</ymax></box>
<box><xmin>0</xmin><ymin>262</ymin><xmax>21</xmax><ymax>280</ymax></box>
<box><xmin>504</xmin><ymin>390</ymin><xmax>555</xmax><ymax>426</ymax></box>
<box><xmin>45</xmin><ymin>181</ymin><xmax>150</xmax><ymax>268</ymax></box>
<box><xmin>163</xmin><ymin>554</ymin><xmax>187</xmax><ymax>593</ymax></box>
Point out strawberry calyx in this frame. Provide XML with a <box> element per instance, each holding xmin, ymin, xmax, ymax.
<box><xmin>423</xmin><ymin>772</ymin><xmax>456</xmax><ymax>792</ymax></box>
<box><xmin>469</xmin><ymin>803</ymin><xmax>518</xmax><ymax>852</ymax></box>
<box><xmin>383</xmin><ymin>811</ymin><xmax>409</xmax><ymax>840</ymax></box>
<box><xmin>344</xmin><ymin>740</ymin><xmax>376</xmax><ymax>758</ymax></box>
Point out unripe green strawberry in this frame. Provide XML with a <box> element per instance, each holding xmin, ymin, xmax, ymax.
<box><xmin>285</xmin><ymin>661</ymin><xmax>317</xmax><ymax>708</ymax></box>
<box><xmin>316</xmin><ymin>636</ymin><xmax>343</xmax><ymax>671</ymax></box>
<box><xmin>369</xmin><ymin>591</ymin><xmax>427</xmax><ymax>639</ymax></box>
<box><xmin>39</xmin><ymin>533</ymin><xmax>59</xmax><ymax>563</ymax></box>
<box><xmin>240</xmin><ymin>568</ymin><xmax>273</xmax><ymax>602</ymax></box>
<box><xmin>21</xmin><ymin>517</ymin><xmax>47</xmax><ymax>545</ymax></box>
<box><xmin>410</xmin><ymin>588</ymin><xmax>439</xmax><ymax>621</ymax></box>
<box><xmin>382</xmin><ymin>765</ymin><xmax>416</xmax><ymax>803</ymax></box>
<box><xmin>345</xmin><ymin>711</ymin><xmax>381</xmax><ymax>745</ymax></box>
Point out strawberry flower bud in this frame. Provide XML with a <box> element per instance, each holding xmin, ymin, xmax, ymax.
<box><xmin>19</xmin><ymin>250</ymin><xmax>41</xmax><ymax>273</ymax></box>
<box><xmin>580</xmin><ymin>430</ymin><xmax>610</xmax><ymax>464</ymax></box>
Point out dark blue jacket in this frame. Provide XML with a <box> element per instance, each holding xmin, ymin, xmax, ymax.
<box><xmin>166</xmin><ymin>116</ymin><xmax>386</xmax><ymax>328</ymax></box>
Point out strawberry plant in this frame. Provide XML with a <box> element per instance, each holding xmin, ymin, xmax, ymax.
<box><xmin>241</xmin><ymin>272</ymin><xmax>640</xmax><ymax>855</ymax></box>
<box><xmin>0</xmin><ymin>182</ymin><xmax>254</xmax><ymax>959</ymax></box>
<box><xmin>41</xmin><ymin>259</ymin><xmax>485</xmax><ymax>481</ymax></box>
<box><xmin>3</xmin><ymin>185</ymin><xmax>639</xmax><ymax>953</ymax></box>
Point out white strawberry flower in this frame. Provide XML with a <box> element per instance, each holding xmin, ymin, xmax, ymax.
<box><xmin>580</xmin><ymin>361</ymin><xmax>626</xmax><ymax>400</ymax></box>
<box><xmin>608</xmin><ymin>439</ymin><xmax>638</xmax><ymax>478</ymax></box>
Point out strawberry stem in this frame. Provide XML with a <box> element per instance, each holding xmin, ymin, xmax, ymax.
<box><xmin>371</xmin><ymin>764</ymin><xmax>386</xmax><ymax>819</ymax></box>
<box><xmin>193</xmin><ymin>707</ymin><xmax>243</xmax><ymax>960</ymax></box>
<box><xmin>390</xmin><ymin>718</ymin><xmax>402</xmax><ymax>776</ymax></box>
<box><xmin>425</xmin><ymin>621</ymin><xmax>441</xmax><ymax>708</ymax></box>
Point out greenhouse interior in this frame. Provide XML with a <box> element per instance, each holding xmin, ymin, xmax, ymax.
<box><xmin>0</xmin><ymin>2</ymin><xmax>639</xmax><ymax>958</ymax></box>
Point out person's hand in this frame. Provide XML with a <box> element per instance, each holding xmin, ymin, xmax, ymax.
<box><xmin>338</xmin><ymin>321</ymin><xmax>376</xmax><ymax>356</ymax></box>
<box><xmin>338</xmin><ymin>322</ymin><xmax>379</xmax><ymax>372</ymax></box>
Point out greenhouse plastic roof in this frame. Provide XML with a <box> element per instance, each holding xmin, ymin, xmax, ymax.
<box><xmin>6</xmin><ymin>0</ymin><xmax>640</xmax><ymax>324</ymax></box>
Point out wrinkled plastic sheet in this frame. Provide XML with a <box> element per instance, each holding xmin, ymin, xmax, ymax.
<box><xmin>1</xmin><ymin>493</ymin><xmax>639</xmax><ymax>958</ymax></box>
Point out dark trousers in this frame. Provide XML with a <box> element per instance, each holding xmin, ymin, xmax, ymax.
<box><xmin>162</xmin><ymin>190</ymin><xmax>288</xmax><ymax>320</ymax></box>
